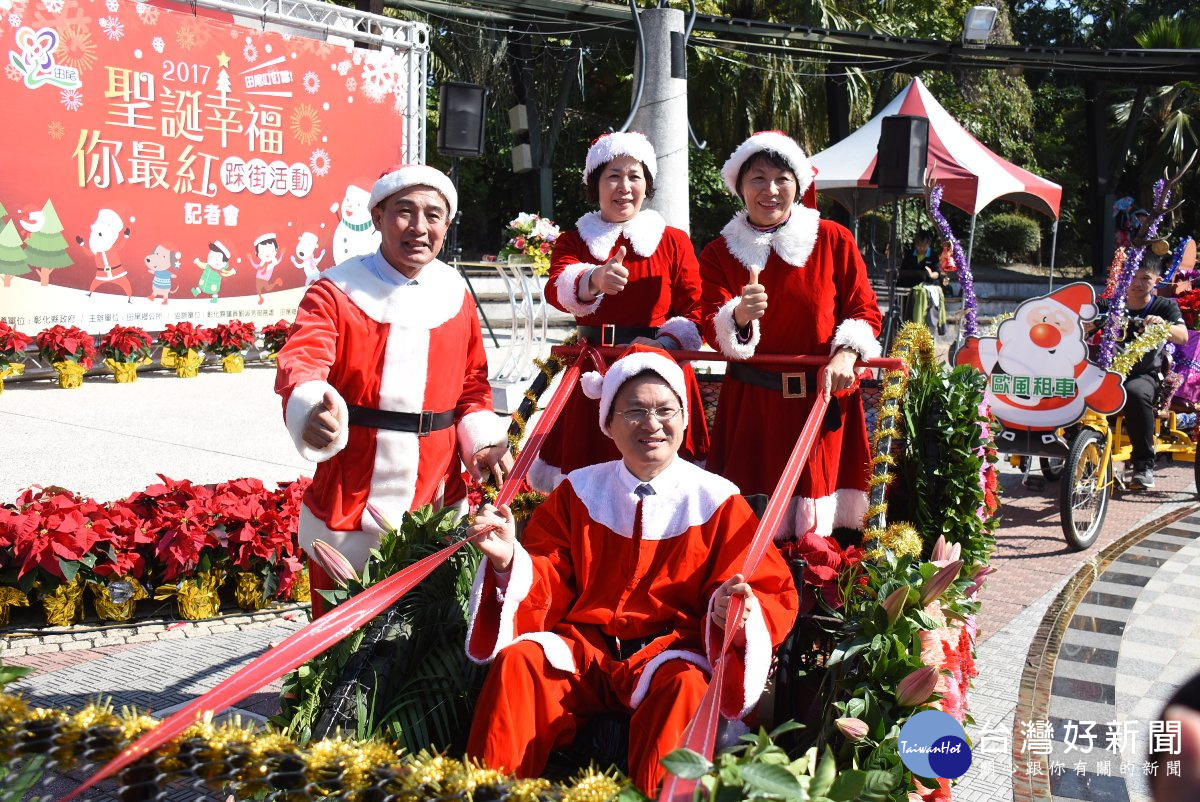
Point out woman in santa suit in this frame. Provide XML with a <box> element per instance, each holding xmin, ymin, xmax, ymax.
<box><xmin>700</xmin><ymin>131</ymin><xmax>882</xmax><ymax>539</ymax></box>
<box><xmin>530</xmin><ymin>131</ymin><xmax>708</xmax><ymax>491</ymax></box>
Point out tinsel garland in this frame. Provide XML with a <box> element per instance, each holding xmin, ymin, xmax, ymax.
<box><xmin>1163</xmin><ymin>236</ymin><xmax>1194</xmax><ymax>283</ymax></box>
<box><xmin>866</xmin><ymin>523</ymin><xmax>923</xmax><ymax>562</ymax></box>
<box><xmin>985</xmin><ymin>312</ymin><xmax>1012</xmax><ymax>337</ymax></box>
<box><xmin>928</xmin><ymin>184</ymin><xmax>978</xmax><ymax>337</ymax></box>
<box><xmin>1110</xmin><ymin>321</ymin><xmax>1170</xmax><ymax>377</ymax></box>
<box><xmin>0</xmin><ymin>693</ymin><xmax>623</xmax><ymax>801</ymax></box>
<box><xmin>1101</xmin><ymin>248</ymin><xmax>1127</xmax><ymax>299</ymax></box>
<box><xmin>1099</xmin><ymin>179</ymin><xmax>1171</xmax><ymax>369</ymax></box>
<box><xmin>861</xmin><ymin>322</ymin><xmax>934</xmax><ymax>551</ymax></box>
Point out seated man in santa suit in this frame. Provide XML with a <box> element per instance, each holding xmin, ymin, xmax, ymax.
<box><xmin>463</xmin><ymin>346</ymin><xmax>798</xmax><ymax>795</ymax></box>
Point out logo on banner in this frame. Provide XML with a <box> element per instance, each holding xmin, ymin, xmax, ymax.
<box><xmin>9</xmin><ymin>27</ymin><xmax>81</xmax><ymax>90</ymax></box>
<box><xmin>954</xmin><ymin>282</ymin><xmax>1126</xmax><ymax>452</ymax></box>
<box><xmin>898</xmin><ymin>710</ymin><xmax>973</xmax><ymax>779</ymax></box>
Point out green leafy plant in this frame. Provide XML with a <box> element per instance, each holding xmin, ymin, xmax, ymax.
<box><xmin>273</xmin><ymin>505</ymin><xmax>485</xmax><ymax>753</ymax></box>
<box><xmin>660</xmin><ymin>726</ymin><xmax>898</xmax><ymax>802</ymax></box>
<box><xmin>975</xmin><ymin>212</ymin><xmax>1042</xmax><ymax>265</ymax></box>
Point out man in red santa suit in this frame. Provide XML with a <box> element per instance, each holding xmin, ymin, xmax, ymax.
<box><xmin>530</xmin><ymin>131</ymin><xmax>708</xmax><ymax>492</ymax></box>
<box><xmin>275</xmin><ymin>164</ymin><xmax>512</xmax><ymax>615</ymax></box>
<box><xmin>464</xmin><ymin>346</ymin><xmax>798</xmax><ymax>795</ymax></box>
<box><xmin>699</xmin><ymin>131</ymin><xmax>882</xmax><ymax>539</ymax></box>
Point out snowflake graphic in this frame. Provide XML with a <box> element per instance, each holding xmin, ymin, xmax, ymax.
<box><xmin>352</xmin><ymin>53</ymin><xmax>361</xmax><ymax>66</ymax></box>
<box><xmin>309</xmin><ymin>148</ymin><xmax>331</xmax><ymax>177</ymax></box>
<box><xmin>56</xmin><ymin>23</ymin><xmax>98</xmax><ymax>71</ymax></box>
<box><xmin>336</xmin><ymin>60</ymin><xmax>349</xmax><ymax>76</ymax></box>
<box><xmin>243</xmin><ymin>41</ymin><xmax>257</xmax><ymax>62</ymax></box>
<box><xmin>175</xmin><ymin>20</ymin><xmax>199</xmax><ymax>50</ymax></box>
<box><xmin>290</xmin><ymin>103</ymin><xmax>321</xmax><ymax>146</ymax></box>
<box><xmin>8</xmin><ymin>13</ymin><xmax>21</xmax><ymax>26</ymax></box>
<box><xmin>345</xmin><ymin>76</ymin><xmax>356</xmax><ymax>93</ymax></box>
<box><xmin>47</xmin><ymin>120</ymin><xmax>65</xmax><ymax>139</ymax></box>
<box><xmin>105</xmin><ymin>0</ymin><xmax>118</xmax><ymax>11</ymax></box>
<box><xmin>60</xmin><ymin>87</ymin><xmax>82</xmax><ymax>111</ymax></box>
<box><xmin>5</xmin><ymin>63</ymin><xmax>22</xmax><ymax>82</ymax></box>
<box><xmin>302</xmin><ymin>70</ymin><xmax>319</xmax><ymax>94</ymax></box>
<box><xmin>360</xmin><ymin>59</ymin><xmax>397</xmax><ymax>101</ymax></box>
<box><xmin>135</xmin><ymin>2</ymin><xmax>146</xmax><ymax>13</ymax></box>
<box><xmin>42</xmin><ymin>0</ymin><xmax>65</xmax><ymax>14</ymax></box>
<box><xmin>99</xmin><ymin>16</ymin><xmax>124</xmax><ymax>41</ymax></box>
<box><xmin>152</xmin><ymin>35</ymin><xmax>164</xmax><ymax>53</ymax></box>
<box><xmin>137</xmin><ymin>3</ymin><xmax>158</xmax><ymax>24</ymax></box>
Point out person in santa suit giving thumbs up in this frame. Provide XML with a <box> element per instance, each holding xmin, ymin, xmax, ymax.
<box><xmin>274</xmin><ymin>164</ymin><xmax>512</xmax><ymax>617</ymax></box>
<box><xmin>531</xmin><ymin>131</ymin><xmax>710</xmax><ymax>492</ymax></box>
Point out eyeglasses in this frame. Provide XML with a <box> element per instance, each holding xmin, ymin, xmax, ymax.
<box><xmin>618</xmin><ymin>406</ymin><xmax>681</xmax><ymax>425</ymax></box>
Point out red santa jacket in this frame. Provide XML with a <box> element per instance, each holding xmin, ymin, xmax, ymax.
<box><xmin>545</xmin><ymin>209</ymin><xmax>703</xmax><ymax>350</ymax></box>
<box><xmin>465</xmin><ymin>457</ymin><xmax>798</xmax><ymax>719</ymax></box>
<box><xmin>275</xmin><ymin>251</ymin><xmax>508</xmax><ymax>569</ymax></box>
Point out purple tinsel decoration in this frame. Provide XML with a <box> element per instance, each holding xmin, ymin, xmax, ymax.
<box><xmin>1098</xmin><ymin>179</ymin><xmax>1171</xmax><ymax>369</ymax></box>
<box><xmin>929</xmin><ymin>185</ymin><xmax>977</xmax><ymax>336</ymax></box>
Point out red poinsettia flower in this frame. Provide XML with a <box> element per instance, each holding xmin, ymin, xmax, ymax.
<box><xmin>158</xmin><ymin>322</ymin><xmax>211</xmax><ymax>357</ymax></box>
<box><xmin>0</xmin><ymin>321</ymin><xmax>32</xmax><ymax>365</ymax></box>
<box><xmin>778</xmin><ymin>532</ymin><xmax>867</xmax><ymax>614</ymax></box>
<box><xmin>98</xmin><ymin>325</ymin><xmax>153</xmax><ymax>363</ymax></box>
<box><xmin>209</xmin><ymin>320</ymin><xmax>258</xmax><ymax>357</ymax></box>
<box><xmin>35</xmin><ymin>325</ymin><xmax>97</xmax><ymax>368</ymax></box>
<box><xmin>260</xmin><ymin>320</ymin><xmax>292</xmax><ymax>355</ymax></box>
<box><xmin>90</xmin><ymin>500</ymin><xmax>154</xmax><ymax>580</ymax></box>
<box><xmin>2</xmin><ymin>488</ymin><xmax>102</xmax><ymax>584</ymax></box>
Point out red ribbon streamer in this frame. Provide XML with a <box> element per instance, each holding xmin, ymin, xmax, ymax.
<box><xmin>65</xmin><ymin>348</ymin><xmax>599</xmax><ymax>800</ymax></box>
<box><xmin>658</xmin><ymin>391</ymin><xmax>831</xmax><ymax>802</ymax></box>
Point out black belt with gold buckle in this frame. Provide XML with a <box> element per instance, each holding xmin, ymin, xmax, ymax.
<box><xmin>727</xmin><ymin>363</ymin><xmax>819</xmax><ymax>399</ymax></box>
<box><xmin>347</xmin><ymin>404</ymin><xmax>455</xmax><ymax>437</ymax></box>
<box><xmin>577</xmin><ymin>324</ymin><xmax>659</xmax><ymax>348</ymax></box>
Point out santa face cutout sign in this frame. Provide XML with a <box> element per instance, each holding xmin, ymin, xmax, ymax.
<box><xmin>954</xmin><ymin>282</ymin><xmax>1126</xmax><ymax>456</ymax></box>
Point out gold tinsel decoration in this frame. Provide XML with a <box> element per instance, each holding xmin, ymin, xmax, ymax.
<box><xmin>867</xmin><ymin>523</ymin><xmax>923</xmax><ymax>561</ymax></box>
<box><xmin>1111</xmin><ymin>321</ymin><xmax>1170</xmax><ymax>377</ymax></box>
<box><xmin>0</xmin><ymin>691</ymin><xmax>638</xmax><ymax>799</ymax></box>
<box><xmin>986</xmin><ymin>312</ymin><xmax>1013</xmax><ymax>337</ymax></box>
<box><xmin>861</xmin><ymin>323</ymin><xmax>935</xmax><ymax>556</ymax></box>
<box><xmin>0</xmin><ymin>585</ymin><xmax>29</xmax><ymax>626</ymax></box>
<box><xmin>41</xmin><ymin>575</ymin><xmax>86</xmax><ymax>626</ymax></box>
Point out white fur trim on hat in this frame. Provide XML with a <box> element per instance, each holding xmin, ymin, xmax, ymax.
<box><xmin>583</xmin><ymin>132</ymin><xmax>658</xmax><ymax>182</ymax></box>
<box><xmin>584</xmin><ymin>351</ymin><xmax>689</xmax><ymax>437</ymax></box>
<box><xmin>254</xmin><ymin>233</ymin><xmax>277</xmax><ymax>247</ymax></box>
<box><xmin>211</xmin><ymin>241</ymin><xmax>231</xmax><ymax>259</ymax></box>
<box><xmin>368</xmin><ymin>164</ymin><xmax>458</xmax><ymax>219</ymax></box>
<box><xmin>721</xmin><ymin>131</ymin><xmax>815</xmax><ymax>198</ymax></box>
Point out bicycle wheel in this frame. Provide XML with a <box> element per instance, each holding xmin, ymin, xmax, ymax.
<box><xmin>1060</xmin><ymin>429</ymin><xmax>1110</xmax><ymax>551</ymax></box>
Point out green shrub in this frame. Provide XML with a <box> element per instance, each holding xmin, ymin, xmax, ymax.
<box><xmin>976</xmin><ymin>212</ymin><xmax>1042</xmax><ymax>265</ymax></box>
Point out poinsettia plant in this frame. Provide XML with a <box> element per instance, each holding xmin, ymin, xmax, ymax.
<box><xmin>0</xmin><ymin>487</ymin><xmax>101</xmax><ymax>593</ymax></box>
<box><xmin>0</xmin><ymin>321</ymin><xmax>31</xmax><ymax>367</ymax></box>
<box><xmin>272</xmin><ymin>478</ymin><xmax>311</xmax><ymax>599</ymax></box>
<box><xmin>98</xmin><ymin>324</ymin><xmax>153</xmax><ymax>363</ymax></box>
<box><xmin>35</xmin><ymin>325</ymin><xmax>96</xmax><ymax>368</ymax></box>
<box><xmin>157</xmin><ymin>322</ymin><xmax>210</xmax><ymax>358</ymax></box>
<box><xmin>125</xmin><ymin>475</ymin><xmax>224</xmax><ymax>581</ymax></box>
<box><xmin>260</xmin><ymin>320</ymin><xmax>291</xmax><ymax>358</ymax></box>
<box><xmin>209</xmin><ymin>320</ymin><xmax>257</xmax><ymax>358</ymax></box>
<box><xmin>778</xmin><ymin>532</ymin><xmax>867</xmax><ymax>615</ymax></box>
<box><xmin>89</xmin><ymin>500</ymin><xmax>155</xmax><ymax>582</ymax></box>
<box><xmin>211</xmin><ymin>478</ymin><xmax>296</xmax><ymax>588</ymax></box>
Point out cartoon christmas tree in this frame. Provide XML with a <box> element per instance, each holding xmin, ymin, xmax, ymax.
<box><xmin>216</xmin><ymin>68</ymin><xmax>232</xmax><ymax>99</ymax></box>
<box><xmin>24</xmin><ymin>199</ymin><xmax>73</xmax><ymax>286</ymax></box>
<box><xmin>0</xmin><ymin>220</ymin><xmax>29</xmax><ymax>288</ymax></box>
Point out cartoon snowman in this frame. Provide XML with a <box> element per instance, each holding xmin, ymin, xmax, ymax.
<box><xmin>331</xmin><ymin>183</ymin><xmax>381</xmax><ymax>263</ymax></box>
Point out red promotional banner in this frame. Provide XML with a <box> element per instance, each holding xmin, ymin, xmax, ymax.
<box><xmin>0</xmin><ymin>0</ymin><xmax>425</xmax><ymax>334</ymax></box>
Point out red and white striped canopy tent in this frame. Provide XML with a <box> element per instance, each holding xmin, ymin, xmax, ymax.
<box><xmin>810</xmin><ymin>76</ymin><xmax>1063</xmax><ymax>267</ymax></box>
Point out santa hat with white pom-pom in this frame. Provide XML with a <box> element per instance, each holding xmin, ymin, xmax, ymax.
<box><xmin>580</xmin><ymin>344</ymin><xmax>689</xmax><ymax>437</ymax></box>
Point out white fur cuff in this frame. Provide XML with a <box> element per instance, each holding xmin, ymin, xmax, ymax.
<box><xmin>657</xmin><ymin>316</ymin><xmax>703</xmax><ymax>352</ymax></box>
<box><xmin>458</xmin><ymin>410</ymin><xmax>511</xmax><ymax>466</ymax></box>
<box><xmin>465</xmin><ymin>540</ymin><xmax>534</xmax><ymax>664</ymax></box>
<box><xmin>712</xmin><ymin>297</ymin><xmax>759</xmax><ymax>359</ymax></box>
<box><xmin>832</xmin><ymin>318</ymin><xmax>882</xmax><ymax>360</ymax></box>
<box><xmin>285</xmin><ymin>380</ymin><xmax>349</xmax><ymax>462</ymax></box>
<box><xmin>554</xmin><ymin>263</ymin><xmax>603</xmax><ymax>317</ymax></box>
<box><xmin>737</xmin><ymin>600</ymin><xmax>772</xmax><ymax>719</ymax></box>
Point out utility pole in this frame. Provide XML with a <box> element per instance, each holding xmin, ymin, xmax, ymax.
<box><xmin>631</xmin><ymin>7</ymin><xmax>689</xmax><ymax>233</ymax></box>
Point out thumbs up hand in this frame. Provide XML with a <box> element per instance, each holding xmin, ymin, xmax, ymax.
<box><xmin>302</xmin><ymin>390</ymin><xmax>342</xmax><ymax>449</ymax></box>
<box><xmin>733</xmin><ymin>267</ymin><xmax>768</xmax><ymax>328</ymax></box>
<box><xmin>589</xmin><ymin>246</ymin><xmax>630</xmax><ymax>297</ymax></box>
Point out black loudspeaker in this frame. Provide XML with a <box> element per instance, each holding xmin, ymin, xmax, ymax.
<box><xmin>875</xmin><ymin>114</ymin><xmax>929</xmax><ymax>194</ymax></box>
<box><xmin>437</xmin><ymin>82</ymin><xmax>487</xmax><ymax>158</ymax></box>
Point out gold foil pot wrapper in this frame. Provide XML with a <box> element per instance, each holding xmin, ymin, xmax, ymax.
<box><xmin>0</xmin><ymin>586</ymin><xmax>30</xmax><ymax>626</ymax></box>
<box><xmin>104</xmin><ymin>358</ymin><xmax>148</xmax><ymax>383</ymax></box>
<box><xmin>155</xmin><ymin>570</ymin><xmax>225</xmax><ymax>620</ymax></box>
<box><xmin>221</xmin><ymin>353</ymin><xmax>246</xmax><ymax>373</ymax></box>
<box><xmin>42</xmin><ymin>576</ymin><xmax>85</xmax><ymax>626</ymax></box>
<box><xmin>173</xmin><ymin>349</ymin><xmax>204</xmax><ymax>378</ymax></box>
<box><xmin>233</xmin><ymin>571</ymin><xmax>267</xmax><ymax>611</ymax></box>
<box><xmin>290</xmin><ymin>567</ymin><xmax>310</xmax><ymax>603</ymax></box>
<box><xmin>52</xmin><ymin>360</ymin><xmax>87</xmax><ymax>389</ymax></box>
<box><xmin>90</xmin><ymin>576</ymin><xmax>148</xmax><ymax>621</ymax></box>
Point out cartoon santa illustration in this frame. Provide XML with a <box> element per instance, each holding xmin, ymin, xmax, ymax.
<box><xmin>76</xmin><ymin>209</ymin><xmax>133</xmax><ymax>301</ymax></box>
<box><xmin>331</xmin><ymin>182</ymin><xmax>382</xmax><ymax>263</ymax></box>
<box><xmin>955</xmin><ymin>282</ymin><xmax>1126</xmax><ymax>448</ymax></box>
